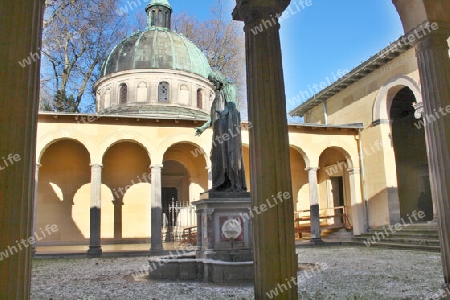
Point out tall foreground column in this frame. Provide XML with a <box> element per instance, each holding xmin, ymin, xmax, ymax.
<box><xmin>307</xmin><ymin>168</ymin><xmax>322</xmax><ymax>242</ymax></box>
<box><xmin>0</xmin><ymin>0</ymin><xmax>45</xmax><ymax>298</ymax></box>
<box><xmin>233</xmin><ymin>1</ymin><xmax>298</xmax><ymax>299</ymax></box>
<box><xmin>150</xmin><ymin>164</ymin><xmax>163</xmax><ymax>253</ymax></box>
<box><xmin>88</xmin><ymin>164</ymin><xmax>103</xmax><ymax>256</ymax></box>
<box><xmin>413</xmin><ymin>25</ymin><xmax>450</xmax><ymax>285</ymax></box>
<box><xmin>32</xmin><ymin>163</ymin><xmax>42</xmax><ymax>256</ymax></box>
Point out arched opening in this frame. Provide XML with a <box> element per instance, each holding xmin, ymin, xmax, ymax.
<box><xmin>161</xmin><ymin>160</ymin><xmax>190</xmax><ymax>241</ymax></box>
<box><xmin>37</xmin><ymin>139</ymin><xmax>90</xmax><ymax>243</ymax></box>
<box><xmin>158</xmin><ymin>81</ymin><xmax>169</xmax><ymax>102</ymax></box>
<box><xmin>197</xmin><ymin>89</ymin><xmax>203</xmax><ymax>109</ymax></box>
<box><xmin>162</xmin><ymin>142</ymin><xmax>208</xmax><ymax>242</ymax></box>
<box><xmin>390</xmin><ymin>86</ymin><xmax>432</xmax><ymax>221</ymax></box>
<box><xmin>318</xmin><ymin>147</ymin><xmax>353</xmax><ymax>229</ymax></box>
<box><xmin>102</xmin><ymin>141</ymin><xmax>151</xmax><ymax>240</ymax></box>
<box><xmin>119</xmin><ymin>83</ymin><xmax>127</xmax><ymax>104</ymax></box>
<box><xmin>163</xmin><ymin>142</ymin><xmax>208</xmax><ymax>202</ymax></box>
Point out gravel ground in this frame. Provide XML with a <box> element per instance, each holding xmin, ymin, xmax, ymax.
<box><xmin>31</xmin><ymin>246</ymin><xmax>447</xmax><ymax>300</ymax></box>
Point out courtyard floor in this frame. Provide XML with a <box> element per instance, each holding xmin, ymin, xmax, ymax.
<box><xmin>31</xmin><ymin>246</ymin><xmax>447</xmax><ymax>299</ymax></box>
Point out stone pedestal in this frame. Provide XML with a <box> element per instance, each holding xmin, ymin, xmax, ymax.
<box><xmin>193</xmin><ymin>192</ymin><xmax>253</xmax><ymax>262</ymax></box>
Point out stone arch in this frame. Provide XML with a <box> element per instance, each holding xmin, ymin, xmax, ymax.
<box><xmin>97</xmin><ymin>130</ymin><xmax>154</xmax><ymax>164</ymax></box>
<box><xmin>311</xmin><ymin>138</ymin><xmax>358</xmax><ymax>171</ymax></box>
<box><xmin>155</xmin><ymin>133</ymin><xmax>210</xmax><ymax>168</ymax></box>
<box><xmin>37</xmin><ymin>131</ymin><xmax>92</xmax><ymax>164</ymax></box>
<box><xmin>318</xmin><ymin>146</ymin><xmax>354</xmax><ymax>169</ymax></box>
<box><xmin>317</xmin><ymin>146</ymin><xmax>357</xmax><ymax>231</ymax></box>
<box><xmin>289</xmin><ymin>145</ymin><xmax>311</xmax><ymax>169</ymax></box>
<box><xmin>372</xmin><ymin>75</ymin><xmax>422</xmax><ymax>124</ymax></box>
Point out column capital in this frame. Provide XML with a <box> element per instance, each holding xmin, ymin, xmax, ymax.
<box><xmin>347</xmin><ymin>168</ymin><xmax>360</xmax><ymax>175</ymax></box>
<box><xmin>409</xmin><ymin>21</ymin><xmax>450</xmax><ymax>51</ymax></box>
<box><xmin>413</xmin><ymin>102</ymin><xmax>424</xmax><ymax>119</ymax></box>
<box><xmin>233</xmin><ymin>0</ymin><xmax>291</xmax><ymax>24</ymax></box>
<box><xmin>204</xmin><ymin>208</ymin><xmax>215</xmax><ymax>215</ymax></box>
<box><xmin>90</xmin><ymin>164</ymin><xmax>103</xmax><ymax>168</ymax></box>
<box><xmin>305</xmin><ymin>167</ymin><xmax>319</xmax><ymax>172</ymax></box>
<box><xmin>151</xmin><ymin>164</ymin><xmax>163</xmax><ymax>170</ymax></box>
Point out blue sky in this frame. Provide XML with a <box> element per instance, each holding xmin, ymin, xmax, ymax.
<box><xmin>119</xmin><ymin>0</ymin><xmax>405</xmax><ymax>114</ymax></box>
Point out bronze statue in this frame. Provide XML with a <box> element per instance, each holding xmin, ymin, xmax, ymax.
<box><xmin>195</xmin><ymin>71</ymin><xmax>247</xmax><ymax>192</ymax></box>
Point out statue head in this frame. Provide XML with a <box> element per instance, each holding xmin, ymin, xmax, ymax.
<box><xmin>208</xmin><ymin>71</ymin><xmax>226</xmax><ymax>90</ymax></box>
<box><xmin>208</xmin><ymin>71</ymin><xmax>238</xmax><ymax>107</ymax></box>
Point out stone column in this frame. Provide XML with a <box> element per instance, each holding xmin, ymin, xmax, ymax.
<box><xmin>306</xmin><ymin>167</ymin><xmax>322</xmax><ymax>243</ymax></box>
<box><xmin>88</xmin><ymin>164</ymin><xmax>102</xmax><ymax>256</ymax></box>
<box><xmin>347</xmin><ymin>168</ymin><xmax>364</xmax><ymax>235</ymax></box>
<box><xmin>0</xmin><ymin>1</ymin><xmax>44</xmax><ymax>298</ymax></box>
<box><xmin>412</xmin><ymin>24</ymin><xmax>450</xmax><ymax>285</ymax></box>
<box><xmin>31</xmin><ymin>163</ymin><xmax>42</xmax><ymax>256</ymax></box>
<box><xmin>233</xmin><ymin>1</ymin><xmax>298</xmax><ymax>298</ymax></box>
<box><xmin>150</xmin><ymin>164</ymin><xmax>163</xmax><ymax>253</ymax></box>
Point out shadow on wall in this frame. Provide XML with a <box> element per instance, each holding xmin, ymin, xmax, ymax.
<box><xmin>36</xmin><ymin>180</ymin><xmax>87</xmax><ymax>244</ymax></box>
<box><xmin>36</xmin><ymin>139</ymin><xmax>91</xmax><ymax>244</ymax></box>
<box><xmin>367</xmin><ymin>187</ymin><xmax>402</xmax><ymax>227</ymax></box>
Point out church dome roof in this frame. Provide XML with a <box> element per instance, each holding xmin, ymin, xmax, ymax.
<box><xmin>101</xmin><ymin>28</ymin><xmax>212</xmax><ymax>79</ymax></box>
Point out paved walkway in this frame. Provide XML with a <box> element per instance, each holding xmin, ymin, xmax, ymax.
<box><xmin>31</xmin><ymin>246</ymin><xmax>447</xmax><ymax>299</ymax></box>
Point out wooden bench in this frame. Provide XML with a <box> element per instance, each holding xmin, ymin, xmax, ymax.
<box><xmin>294</xmin><ymin>206</ymin><xmax>352</xmax><ymax>239</ymax></box>
<box><xmin>178</xmin><ymin>226</ymin><xmax>197</xmax><ymax>246</ymax></box>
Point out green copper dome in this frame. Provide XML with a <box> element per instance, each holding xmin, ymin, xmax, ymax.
<box><xmin>101</xmin><ymin>28</ymin><xmax>212</xmax><ymax>78</ymax></box>
<box><xmin>101</xmin><ymin>0</ymin><xmax>211</xmax><ymax>79</ymax></box>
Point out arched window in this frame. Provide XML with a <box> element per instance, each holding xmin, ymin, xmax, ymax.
<box><xmin>151</xmin><ymin>10</ymin><xmax>156</xmax><ymax>27</ymax></box>
<box><xmin>119</xmin><ymin>84</ymin><xmax>127</xmax><ymax>104</ymax></box>
<box><xmin>197</xmin><ymin>89</ymin><xmax>203</xmax><ymax>109</ymax></box>
<box><xmin>158</xmin><ymin>82</ymin><xmax>169</xmax><ymax>102</ymax></box>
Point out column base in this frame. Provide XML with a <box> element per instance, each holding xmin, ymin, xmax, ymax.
<box><xmin>428</xmin><ymin>217</ymin><xmax>438</xmax><ymax>224</ymax></box>
<box><xmin>150</xmin><ymin>244</ymin><xmax>164</xmax><ymax>255</ymax></box>
<box><xmin>87</xmin><ymin>246</ymin><xmax>102</xmax><ymax>257</ymax></box>
<box><xmin>310</xmin><ymin>204</ymin><xmax>321</xmax><ymax>240</ymax></box>
<box><xmin>309</xmin><ymin>238</ymin><xmax>325</xmax><ymax>245</ymax></box>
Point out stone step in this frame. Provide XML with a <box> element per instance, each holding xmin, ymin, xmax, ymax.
<box><xmin>353</xmin><ymin>236</ymin><xmax>440</xmax><ymax>246</ymax></box>
<box><xmin>360</xmin><ymin>231</ymin><xmax>439</xmax><ymax>239</ymax></box>
<box><xmin>351</xmin><ymin>239</ymin><xmax>441</xmax><ymax>252</ymax></box>
<box><xmin>370</xmin><ymin>225</ymin><xmax>438</xmax><ymax>232</ymax></box>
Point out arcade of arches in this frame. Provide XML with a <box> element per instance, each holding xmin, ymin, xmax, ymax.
<box><xmin>1</xmin><ymin>0</ymin><xmax>450</xmax><ymax>298</ymax></box>
<box><xmin>35</xmin><ymin>117</ymin><xmax>363</xmax><ymax>244</ymax></box>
